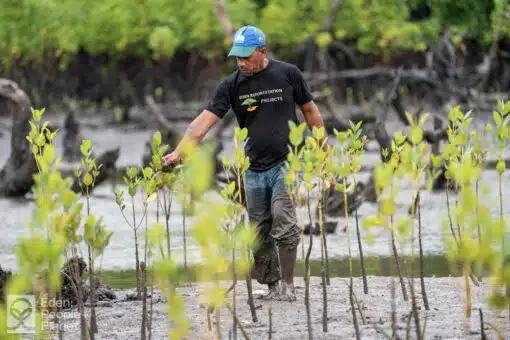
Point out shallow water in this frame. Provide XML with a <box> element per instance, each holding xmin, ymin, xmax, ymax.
<box><xmin>1</xmin><ymin>113</ymin><xmax>509</xmax><ymax>272</ymax></box>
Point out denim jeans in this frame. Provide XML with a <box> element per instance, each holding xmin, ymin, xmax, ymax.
<box><xmin>244</xmin><ymin>159</ymin><xmax>301</xmax><ymax>285</ymax></box>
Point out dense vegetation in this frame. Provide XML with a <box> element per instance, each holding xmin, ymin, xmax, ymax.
<box><xmin>0</xmin><ymin>0</ymin><xmax>508</xmax><ymax>110</ymax></box>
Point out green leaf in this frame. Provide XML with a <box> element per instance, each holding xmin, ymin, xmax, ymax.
<box><xmin>152</xmin><ymin>131</ymin><xmax>162</xmax><ymax>152</ymax></box>
<box><xmin>83</xmin><ymin>173</ymin><xmax>93</xmax><ymax>186</ymax></box>
<box><xmin>410</xmin><ymin>126</ymin><xmax>423</xmax><ymax>144</ymax></box>
<box><xmin>228</xmin><ymin>181</ymin><xmax>236</xmax><ymax>195</ymax></box>
<box><xmin>496</xmin><ymin>159</ymin><xmax>506</xmax><ymax>174</ymax></box>
<box><xmin>80</xmin><ymin>139</ymin><xmax>92</xmax><ymax>157</ymax></box>
<box><xmin>493</xmin><ymin>111</ymin><xmax>502</xmax><ymax>127</ymax></box>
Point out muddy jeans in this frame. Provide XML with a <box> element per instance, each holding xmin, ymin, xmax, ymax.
<box><xmin>244</xmin><ymin>159</ymin><xmax>301</xmax><ymax>285</ymax></box>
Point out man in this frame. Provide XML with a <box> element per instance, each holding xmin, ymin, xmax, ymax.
<box><xmin>163</xmin><ymin>25</ymin><xmax>326</xmax><ymax>301</ymax></box>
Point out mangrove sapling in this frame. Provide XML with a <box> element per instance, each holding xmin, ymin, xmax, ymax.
<box><xmin>284</xmin><ymin>121</ymin><xmax>315</xmax><ymax>339</ymax></box>
<box><xmin>401</xmin><ymin>112</ymin><xmax>434</xmax><ymax>311</ymax></box>
<box><xmin>150</xmin><ymin>226</ymin><xmax>190</xmax><ymax>339</ymax></box>
<box><xmin>441</xmin><ymin>106</ymin><xmax>485</xmax><ymax>323</ymax></box>
<box><xmin>149</xmin><ymin>130</ymin><xmax>178</xmax><ymax>260</ymax></box>
<box><xmin>488</xmin><ymin>100</ymin><xmax>510</xmax><ymax>311</ymax></box>
<box><xmin>334</xmin><ymin>123</ymin><xmax>365</xmax><ymax>340</ymax></box>
<box><xmin>342</xmin><ymin>120</ymin><xmax>369</xmax><ymax>294</ymax></box>
<box><xmin>442</xmin><ymin>106</ymin><xmax>483</xmax><ymax>288</ymax></box>
<box><xmin>398</xmin><ymin>112</ymin><xmax>434</xmax><ymax>337</ymax></box>
<box><xmin>364</xmin><ymin>134</ymin><xmax>409</xmax><ymax>301</ymax></box>
<box><xmin>176</xmin><ymin>137</ymin><xmax>256</xmax><ymax>339</ymax></box>
<box><xmin>218</xmin><ymin>128</ymin><xmax>251</xmax><ymax>337</ymax></box>
<box><xmin>309</xmin><ymin>125</ymin><xmax>336</xmax><ymax>332</ymax></box>
<box><xmin>138</xmin><ymin>165</ymin><xmax>160</xmax><ymax>340</ymax></box>
<box><xmin>6</xmin><ymin>108</ymin><xmax>89</xmax><ymax>339</ymax></box>
<box><xmin>284</xmin><ymin>121</ymin><xmax>307</xmax><ymax>276</ymax></box>
<box><xmin>114</xmin><ymin>168</ymin><xmax>147</xmax><ymax>299</ymax></box>
<box><xmin>470</xmin><ymin>131</ymin><xmax>488</xmax><ymax>280</ymax></box>
<box><xmin>177</xmin><ymin>178</ymin><xmax>192</xmax><ymax>277</ymax></box>
<box><xmin>74</xmin><ymin>139</ymin><xmax>113</xmax><ymax>336</ymax></box>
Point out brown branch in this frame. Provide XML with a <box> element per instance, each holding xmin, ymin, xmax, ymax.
<box><xmin>320</xmin><ymin>0</ymin><xmax>343</xmax><ymax>33</ymax></box>
<box><xmin>215</xmin><ymin>0</ymin><xmax>235</xmax><ymax>39</ymax></box>
<box><xmin>144</xmin><ymin>95</ymin><xmax>175</xmax><ymax>132</ymax></box>
<box><xmin>479</xmin><ymin>0</ymin><xmax>508</xmax><ymax>92</ymax></box>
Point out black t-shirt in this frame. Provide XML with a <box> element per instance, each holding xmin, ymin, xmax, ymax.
<box><xmin>205</xmin><ymin>59</ymin><xmax>314</xmax><ymax>171</ymax></box>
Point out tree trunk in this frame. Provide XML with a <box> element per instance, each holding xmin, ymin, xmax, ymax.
<box><xmin>0</xmin><ymin>78</ymin><xmax>39</xmax><ymax>197</ymax></box>
<box><xmin>0</xmin><ymin>78</ymin><xmax>120</xmax><ymax>198</ymax></box>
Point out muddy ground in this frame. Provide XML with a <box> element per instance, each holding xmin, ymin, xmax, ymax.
<box><xmin>45</xmin><ymin>276</ymin><xmax>510</xmax><ymax>339</ymax></box>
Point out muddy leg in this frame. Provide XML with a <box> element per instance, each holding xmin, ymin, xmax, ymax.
<box><xmin>245</xmin><ymin>168</ymin><xmax>282</xmax><ymax>300</ymax></box>
<box><xmin>271</xmin><ymin>166</ymin><xmax>301</xmax><ymax>302</ymax></box>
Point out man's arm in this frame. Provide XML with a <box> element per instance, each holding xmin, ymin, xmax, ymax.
<box><xmin>163</xmin><ymin>109</ymin><xmax>221</xmax><ymax>164</ymax></box>
<box><xmin>300</xmin><ymin>100</ymin><xmax>328</xmax><ymax>148</ymax></box>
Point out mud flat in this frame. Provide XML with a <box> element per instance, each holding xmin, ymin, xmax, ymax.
<box><xmin>53</xmin><ymin>276</ymin><xmax>509</xmax><ymax>339</ymax></box>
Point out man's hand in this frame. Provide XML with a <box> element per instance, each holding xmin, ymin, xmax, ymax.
<box><xmin>163</xmin><ymin>150</ymin><xmax>181</xmax><ymax>167</ymax></box>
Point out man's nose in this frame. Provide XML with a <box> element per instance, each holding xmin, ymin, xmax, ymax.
<box><xmin>237</xmin><ymin>57</ymin><xmax>246</xmax><ymax>67</ymax></box>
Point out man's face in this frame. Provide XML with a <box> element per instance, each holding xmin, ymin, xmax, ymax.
<box><xmin>236</xmin><ymin>48</ymin><xmax>266</xmax><ymax>76</ymax></box>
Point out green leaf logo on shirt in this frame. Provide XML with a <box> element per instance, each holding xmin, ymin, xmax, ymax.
<box><xmin>241</xmin><ymin>98</ymin><xmax>258</xmax><ymax>112</ymax></box>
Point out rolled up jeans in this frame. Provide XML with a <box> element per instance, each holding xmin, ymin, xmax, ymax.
<box><xmin>244</xmin><ymin>159</ymin><xmax>301</xmax><ymax>285</ymax></box>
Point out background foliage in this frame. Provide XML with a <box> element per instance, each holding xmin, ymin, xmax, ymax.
<box><xmin>0</xmin><ymin>0</ymin><xmax>507</xmax><ymax>65</ymax></box>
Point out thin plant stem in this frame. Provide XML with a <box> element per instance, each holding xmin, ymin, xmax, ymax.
<box><xmin>343</xmin><ymin>177</ymin><xmax>360</xmax><ymax>339</ymax></box>
<box><xmin>318</xmin><ymin>180</ymin><xmax>328</xmax><ymax>332</ymax></box>
<box><xmin>480</xmin><ymin>308</ymin><xmax>487</xmax><ymax>340</ymax></box>
<box><xmin>305</xmin><ymin>190</ymin><xmax>314</xmax><ymax>340</ymax></box>
<box><xmin>417</xmin><ymin>192</ymin><xmax>429</xmax><ymax>310</ymax></box>
<box><xmin>498</xmin><ymin>172</ymin><xmax>510</xmax><ymax>318</ymax></box>
<box><xmin>132</xmin><ymin>196</ymin><xmax>141</xmax><ymax>299</ymax></box>
<box><xmin>216</xmin><ymin>308</ymin><xmax>222</xmax><ymax>340</ymax></box>
<box><xmin>409</xmin><ymin>183</ymin><xmax>421</xmax><ymax>340</ymax></box>
<box><xmin>163</xmin><ymin>188</ymin><xmax>173</xmax><ymax>259</ymax></box>
<box><xmin>349</xmin><ymin>281</ymin><xmax>361</xmax><ymax>340</ymax></box>
<box><xmin>391</xmin><ymin>216</ymin><xmax>408</xmax><ymax>301</ymax></box>
<box><xmin>320</xmin><ymin>185</ymin><xmax>330</xmax><ymax>285</ymax></box>
<box><xmin>182</xmin><ymin>194</ymin><xmax>188</xmax><ymax>276</ymax></box>
<box><xmin>232</xmin><ymin>244</ymin><xmax>237</xmax><ymax>340</ymax></box>
<box><xmin>237</xmin><ymin>173</ymin><xmax>257</xmax><ymax>323</ymax></box>
<box><xmin>391</xmin><ymin>277</ymin><xmax>397</xmax><ymax>339</ymax></box>
<box><xmin>445</xmin><ymin>182</ymin><xmax>460</xmax><ymax>245</ymax></box>
<box><xmin>225</xmin><ymin>303</ymin><xmax>250</xmax><ymax>340</ymax></box>
<box><xmin>354</xmin><ymin>177</ymin><xmax>368</xmax><ymax>294</ymax></box>
<box><xmin>85</xmin><ymin>189</ymin><xmax>97</xmax><ymax>337</ymax></box>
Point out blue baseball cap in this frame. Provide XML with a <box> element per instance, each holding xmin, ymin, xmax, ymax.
<box><xmin>228</xmin><ymin>26</ymin><xmax>266</xmax><ymax>57</ymax></box>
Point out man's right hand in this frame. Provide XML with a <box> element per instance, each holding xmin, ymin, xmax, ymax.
<box><xmin>163</xmin><ymin>150</ymin><xmax>181</xmax><ymax>167</ymax></box>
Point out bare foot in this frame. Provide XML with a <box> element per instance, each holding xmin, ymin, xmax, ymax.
<box><xmin>278</xmin><ymin>282</ymin><xmax>296</xmax><ymax>302</ymax></box>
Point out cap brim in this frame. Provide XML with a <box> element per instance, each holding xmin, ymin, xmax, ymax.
<box><xmin>228</xmin><ymin>46</ymin><xmax>257</xmax><ymax>57</ymax></box>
